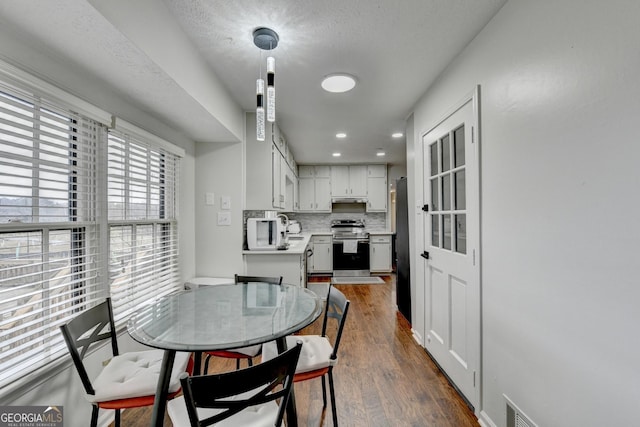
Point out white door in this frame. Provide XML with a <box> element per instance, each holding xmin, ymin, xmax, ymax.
<box><xmin>422</xmin><ymin>92</ymin><xmax>480</xmax><ymax>409</ymax></box>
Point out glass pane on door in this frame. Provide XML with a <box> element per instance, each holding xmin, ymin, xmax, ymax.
<box><xmin>455</xmin><ymin>170</ymin><xmax>466</xmax><ymax>210</ymax></box>
<box><xmin>454</xmin><ymin>125</ymin><xmax>465</xmax><ymax>167</ymax></box>
<box><xmin>442</xmin><ymin>214</ymin><xmax>452</xmax><ymax>250</ymax></box>
<box><xmin>431</xmin><ymin>178</ymin><xmax>439</xmax><ymax>211</ymax></box>
<box><xmin>431</xmin><ymin>214</ymin><xmax>440</xmax><ymax>247</ymax></box>
<box><xmin>455</xmin><ymin>214</ymin><xmax>466</xmax><ymax>254</ymax></box>
<box><xmin>430</xmin><ymin>143</ymin><xmax>438</xmax><ymax>176</ymax></box>
<box><xmin>441</xmin><ymin>135</ymin><xmax>451</xmax><ymax>172</ymax></box>
<box><xmin>442</xmin><ymin>174</ymin><xmax>451</xmax><ymax>210</ymax></box>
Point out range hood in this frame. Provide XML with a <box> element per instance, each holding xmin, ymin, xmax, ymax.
<box><xmin>331</xmin><ymin>197</ymin><xmax>367</xmax><ymax>204</ymax></box>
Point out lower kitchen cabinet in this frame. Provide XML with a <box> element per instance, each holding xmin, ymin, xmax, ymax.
<box><xmin>243</xmin><ymin>252</ymin><xmax>307</xmax><ymax>287</ymax></box>
<box><xmin>370</xmin><ymin>234</ymin><xmax>392</xmax><ymax>273</ymax></box>
<box><xmin>309</xmin><ymin>235</ymin><xmax>332</xmax><ymax>273</ymax></box>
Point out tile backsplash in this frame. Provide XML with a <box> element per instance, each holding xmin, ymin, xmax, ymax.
<box><xmin>243</xmin><ymin>210</ymin><xmax>387</xmax><ymax>232</ymax></box>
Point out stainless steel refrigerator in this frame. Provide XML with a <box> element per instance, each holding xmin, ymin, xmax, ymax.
<box><xmin>395</xmin><ymin>177</ymin><xmax>411</xmax><ymax>322</ymax></box>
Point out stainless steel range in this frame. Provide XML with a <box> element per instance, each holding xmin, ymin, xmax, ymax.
<box><xmin>331</xmin><ymin>219</ymin><xmax>370</xmax><ymax>277</ymax></box>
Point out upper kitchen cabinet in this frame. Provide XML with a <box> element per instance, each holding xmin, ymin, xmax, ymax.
<box><xmin>246</xmin><ymin>113</ymin><xmax>297</xmax><ymax>210</ymax></box>
<box><xmin>331</xmin><ymin>165</ymin><xmax>367</xmax><ymax>197</ymax></box>
<box><xmin>367</xmin><ymin>165</ymin><xmax>387</xmax><ymax>212</ymax></box>
<box><xmin>298</xmin><ymin>165</ymin><xmax>331</xmax><ymax>212</ymax></box>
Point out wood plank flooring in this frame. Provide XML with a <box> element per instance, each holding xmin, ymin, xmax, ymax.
<box><xmin>116</xmin><ymin>276</ymin><xmax>479</xmax><ymax>426</ymax></box>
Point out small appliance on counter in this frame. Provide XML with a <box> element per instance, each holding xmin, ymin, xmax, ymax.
<box><xmin>247</xmin><ymin>217</ymin><xmax>286</xmax><ymax>250</ymax></box>
<box><xmin>287</xmin><ymin>220</ymin><xmax>301</xmax><ymax>234</ymax></box>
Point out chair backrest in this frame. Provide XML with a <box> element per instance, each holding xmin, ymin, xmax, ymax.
<box><xmin>234</xmin><ymin>274</ymin><xmax>283</xmax><ymax>285</ymax></box>
<box><xmin>180</xmin><ymin>341</ymin><xmax>303</xmax><ymax>427</ymax></box>
<box><xmin>322</xmin><ymin>285</ymin><xmax>350</xmax><ymax>360</ymax></box>
<box><xmin>59</xmin><ymin>298</ymin><xmax>118</xmax><ymax>395</ymax></box>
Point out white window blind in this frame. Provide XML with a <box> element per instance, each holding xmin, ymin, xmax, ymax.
<box><xmin>107</xmin><ymin>130</ymin><xmax>180</xmax><ymax>325</ymax></box>
<box><xmin>0</xmin><ymin>83</ymin><xmax>103</xmax><ymax>388</ymax></box>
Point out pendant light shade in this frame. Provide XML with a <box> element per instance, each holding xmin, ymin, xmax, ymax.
<box><xmin>266</xmin><ymin>56</ymin><xmax>275</xmax><ymax>122</ymax></box>
<box><xmin>253</xmin><ymin>27</ymin><xmax>279</xmax><ymax>139</ymax></box>
<box><xmin>256</xmin><ymin>78</ymin><xmax>265</xmax><ymax>141</ymax></box>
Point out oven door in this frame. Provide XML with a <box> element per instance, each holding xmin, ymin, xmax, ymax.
<box><xmin>332</xmin><ymin>238</ymin><xmax>370</xmax><ymax>276</ymax></box>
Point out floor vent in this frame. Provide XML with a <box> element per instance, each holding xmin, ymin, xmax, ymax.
<box><xmin>505</xmin><ymin>395</ymin><xmax>538</xmax><ymax>427</ymax></box>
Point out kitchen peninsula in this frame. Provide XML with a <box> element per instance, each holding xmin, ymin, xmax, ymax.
<box><xmin>243</xmin><ymin>233</ymin><xmax>313</xmax><ymax>287</ymax></box>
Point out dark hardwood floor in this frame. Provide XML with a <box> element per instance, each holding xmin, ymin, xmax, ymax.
<box><xmin>116</xmin><ymin>276</ymin><xmax>479</xmax><ymax>426</ymax></box>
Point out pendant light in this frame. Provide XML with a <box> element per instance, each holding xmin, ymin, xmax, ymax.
<box><xmin>253</xmin><ymin>27</ymin><xmax>279</xmax><ymax>138</ymax></box>
<box><xmin>266</xmin><ymin>56</ymin><xmax>275</xmax><ymax>122</ymax></box>
<box><xmin>256</xmin><ymin>78</ymin><xmax>265</xmax><ymax>141</ymax></box>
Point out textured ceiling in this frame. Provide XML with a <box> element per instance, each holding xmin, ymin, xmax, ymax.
<box><xmin>0</xmin><ymin>0</ymin><xmax>507</xmax><ymax>165</ymax></box>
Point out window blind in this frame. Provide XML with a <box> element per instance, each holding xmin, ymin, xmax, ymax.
<box><xmin>107</xmin><ymin>130</ymin><xmax>180</xmax><ymax>325</ymax></box>
<box><xmin>0</xmin><ymin>82</ymin><xmax>103</xmax><ymax>388</ymax></box>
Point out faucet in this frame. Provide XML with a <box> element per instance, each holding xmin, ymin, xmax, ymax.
<box><xmin>277</xmin><ymin>214</ymin><xmax>289</xmax><ymax>241</ymax></box>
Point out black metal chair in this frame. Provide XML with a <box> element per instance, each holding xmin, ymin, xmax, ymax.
<box><xmin>59</xmin><ymin>298</ymin><xmax>192</xmax><ymax>427</ymax></box>
<box><xmin>168</xmin><ymin>342</ymin><xmax>303</xmax><ymax>427</ymax></box>
<box><xmin>261</xmin><ymin>285</ymin><xmax>350</xmax><ymax>427</ymax></box>
<box><xmin>202</xmin><ymin>275</ymin><xmax>283</xmax><ymax>373</ymax></box>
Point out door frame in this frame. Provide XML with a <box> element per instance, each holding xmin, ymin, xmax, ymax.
<box><xmin>419</xmin><ymin>85</ymin><xmax>482</xmax><ymax>413</ymax></box>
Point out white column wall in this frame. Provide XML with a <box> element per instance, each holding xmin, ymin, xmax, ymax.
<box><xmin>409</xmin><ymin>1</ymin><xmax>640</xmax><ymax>426</ymax></box>
<box><xmin>194</xmin><ymin>140</ymin><xmax>244</xmax><ymax>278</ymax></box>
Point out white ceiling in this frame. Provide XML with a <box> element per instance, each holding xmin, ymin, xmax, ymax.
<box><xmin>0</xmin><ymin>0</ymin><xmax>507</xmax><ymax>166</ymax></box>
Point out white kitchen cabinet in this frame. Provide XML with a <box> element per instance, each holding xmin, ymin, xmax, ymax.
<box><xmin>367</xmin><ymin>164</ymin><xmax>386</xmax><ymax>178</ymax></box>
<box><xmin>297</xmin><ymin>166</ymin><xmax>331</xmax><ymax>212</ymax></box>
<box><xmin>244</xmin><ymin>252</ymin><xmax>307</xmax><ymax>287</ymax></box>
<box><xmin>370</xmin><ymin>234</ymin><xmax>392</xmax><ymax>273</ymax></box>
<box><xmin>272</xmin><ymin>144</ymin><xmax>284</xmax><ymax>209</ymax></box>
<box><xmin>246</xmin><ymin>113</ymin><xmax>297</xmax><ymax>210</ymax></box>
<box><xmin>309</xmin><ymin>235</ymin><xmax>332</xmax><ymax>273</ymax></box>
<box><xmin>331</xmin><ymin>165</ymin><xmax>367</xmax><ymax>197</ymax></box>
<box><xmin>367</xmin><ymin>176</ymin><xmax>387</xmax><ymax>212</ymax></box>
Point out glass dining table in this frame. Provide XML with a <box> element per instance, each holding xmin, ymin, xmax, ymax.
<box><xmin>127</xmin><ymin>281</ymin><xmax>323</xmax><ymax>427</ymax></box>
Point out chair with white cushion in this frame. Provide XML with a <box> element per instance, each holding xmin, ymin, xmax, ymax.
<box><xmin>168</xmin><ymin>341</ymin><xmax>302</xmax><ymax>427</ymax></box>
<box><xmin>261</xmin><ymin>285</ymin><xmax>350</xmax><ymax>427</ymax></box>
<box><xmin>202</xmin><ymin>274</ymin><xmax>283</xmax><ymax>373</ymax></box>
<box><xmin>60</xmin><ymin>298</ymin><xmax>192</xmax><ymax>427</ymax></box>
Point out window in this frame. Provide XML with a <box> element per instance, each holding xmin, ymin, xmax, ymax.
<box><xmin>107</xmin><ymin>130</ymin><xmax>180</xmax><ymax>325</ymax></box>
<box><xmin>0</xmin><ymin>74</ymin><xmax>183</xmax><ymax>391</ymax></box>
<box><xmin>0</xmin><ymin>84</ymin><xmax>102</xmax><ymax>388</ymax></box>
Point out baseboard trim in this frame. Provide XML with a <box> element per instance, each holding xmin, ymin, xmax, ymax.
<box><xmin>411</xmin><ymin>328</ymin><xmax>423</xmax><ymax>346</ymax></box>
<box><xmin>478</xmin><ymin>410</ymin><xmax>498</xmax><ymax>427</ymax></box>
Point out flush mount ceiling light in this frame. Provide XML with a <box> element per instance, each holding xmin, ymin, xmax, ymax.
<box><xmin>332</xmin><ymin>152</ymin><xmax>341</xmax><ymax>157</ymax></box>
<box><xmin>253</xmin><ymin>27</ymin><xmax>279</xmax><ymax>141</ymax></box>
<box><xmin>336</xmin><ymin>132</ymin><xmax>347</xmax><ymax>139</ymax></box>
<box><xmin>376</xmin><ymin>151</ymin><xmax>386</xmax><ymax>157</ymax></box>
<box><xmin>321</xmin><ymin>74</ymin><xmax>356</xmax><ymax>93</ymax></box>
<box><xmin>392</xmin><ymin>132</ymin><xmax>404</xmax><ymax>138</ymax></box>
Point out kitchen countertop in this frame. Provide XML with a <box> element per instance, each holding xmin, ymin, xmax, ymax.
<box><xmin>242</xmin><ymin>233</ymin><xmax>312</xmax><ymax>255</ymax></box>
<box><xmin>368</xmin><ymin>230</ymin><xmax>394</xmax><ymax>235</ymax></box>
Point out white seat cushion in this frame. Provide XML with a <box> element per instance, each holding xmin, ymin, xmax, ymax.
<box><xmin>167</xmin><ymin>391</ymin><xmax>278</xmax><ymax>427</ymax></box>
<box><xmin>89</xmin><ymin>350</ymin><xmax>190</xmax><ymax>403</ymax></box>
<box><xmin>262</xmin><ymin>335</ymin><xmax>333</xmax><ymax>374</ymax></box>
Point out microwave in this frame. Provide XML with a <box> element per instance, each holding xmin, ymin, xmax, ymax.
<box><xmin>247</xmin><ymin>218</ymin><xmax>285</xmax><ymax>250</ymax></box>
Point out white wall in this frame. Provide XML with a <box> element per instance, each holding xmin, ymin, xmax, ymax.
<box><xmin>409</xmin><ymin>1</ymin><xmax>640</xmax><ymax>426</ymax></box>
<box><xmin>194</xmin><ymin>140</ymin><xmax>245</xmax><ymax>278</ymax></box>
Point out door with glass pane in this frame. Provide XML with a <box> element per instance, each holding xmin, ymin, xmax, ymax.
<box><xmin>422</xmin><ymin>94</ymin><xmax>480</xmax><ymax>409</ymax></box>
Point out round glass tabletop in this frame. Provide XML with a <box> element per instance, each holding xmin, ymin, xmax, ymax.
<box><xmin>127</xmin><ymin>283</ymin><xmax>323</xmax><ymax>352</ymax></box>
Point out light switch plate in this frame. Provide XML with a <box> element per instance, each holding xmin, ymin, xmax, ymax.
<box><xmin>221</xmin><ymin>196</ymin><xmax>231</xmax><ymax>210</ymax></box>
<box><xmin>205</xmin><ymin>192</ymin><xmax>215</xmax><ymax>205</ymax></box>
<box><xmin>217</xmin><ymin>211</ymin><xmax>231</xmax><ymax>226</ymax></box>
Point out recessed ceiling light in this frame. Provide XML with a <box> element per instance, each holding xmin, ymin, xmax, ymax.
<box><xmin>321</xmin><ymin>74</ymin><xmax>357</xmax><ymax>93</ymax></box>
<box><xmin>376</xmin><ymin>151</ymin><xmax>386</xmax><ymax>157</ymax></box>
<box><xmin>336</xmin><ymin>132</ymin><xmax>347</xmax><ymax>139</ymax></box>
<box><xmin>392</xmin><ymin>132</ymin><xmax>404</xmax><ymax>138</ymax></box>
<box><xmin>332</xmin><ymin>152</ymin><xmax>341</xmax><ymax>157</ymax></box>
